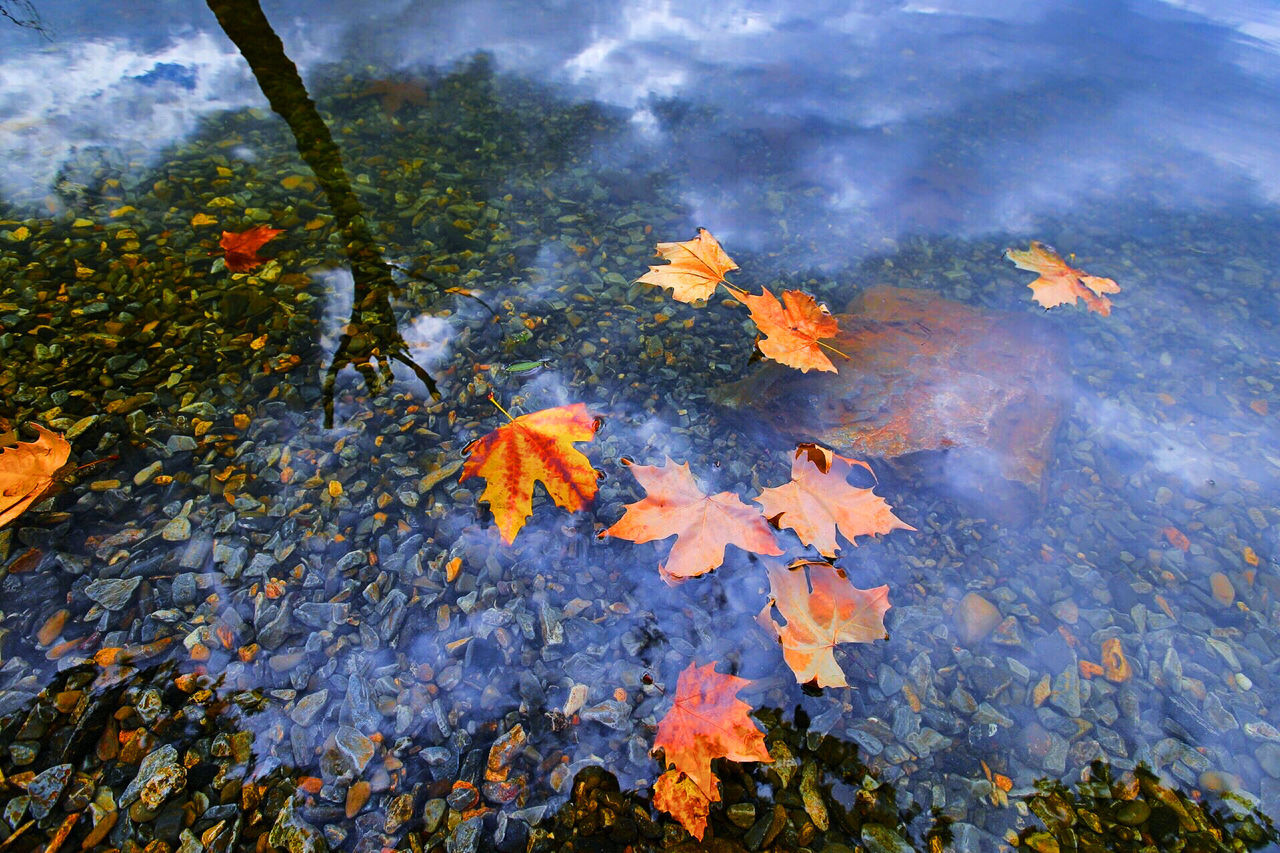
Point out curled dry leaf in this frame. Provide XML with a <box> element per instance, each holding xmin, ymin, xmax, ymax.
<box><xmin>0</xmin><ymin>424</ymin><xmax>72</xmax><ymax>528</ymax></box>
<box><xmin>636</xmin><ymin>228</ymin><xmax>739</xmax><ymax>304</ymax></box>
<box><xmin>652</xmin><ymin>661</ymin><xmax>771</xmax><ymax>837</ymax></box>
<box><xmin>732</xmin><ymin>286</ymin><xmax>841</xmax><ymax>373</ymax></box>
<box><xmin>603</xmin><ymin>457</ymin><xmax>781</xmax><ymax>583</ymax></box>
<box><xmin>459</xmin><ymin>404</ymin><xmax>600</xmax><ymax>544</ymax></box>
<box><xmin>1005</xmin><ymin>241</ymin><xmax>1120</xmax><ymax>315</ymax></box>
<box><xmin>755</xmin><ymin>443</ymin><xmax>914</xmax><ymax>558</ymax></box>
<box><xmin>759</xmin><ymin>560</ymin><xmax>892</xmax><ymax>688</ymax></box>
<box><xmin>220</xmin><ymin>224</ymin><xmax>283</xmax><ymax>272</ymax></box>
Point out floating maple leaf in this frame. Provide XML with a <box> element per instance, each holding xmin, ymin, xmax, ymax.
<box><xmin>730</xmin><ymin>286</ymin><xmax>842</xmax><ymax>373</ymax></box>
<box><xmin>759</xmin><ymin>560</ymin><xmax>891</xmax><ymax>687</ymax></box>
<box><xmin>637</xmin><ymin>228</ymin><xmax>739</xmax><ymax>303</ymax></box>
<box><xmin>460</xmin><ymin>402</ymin><xmax>600</xmax><ymax>544</ymax></box>
<box><xmin>0</xmin><ymin>424</ymin><xmax>71</xmax><ymax>528</ymax></box>
<box><xmin>755</xmin><ymin>443</ymin><xmax>913</xmax><ymax>558</ymax></box>
<box><xmin>603</xmin><ymin>457</ymin><xmax>781</xmax><ymax>583</ymax></box>
<box><xmin>652</xmin><ymin>661</ymin><xmax>772</xmax><ymax>838</ymax></box>
<box><xmin>1005</xmin><ymin>241</ymin><xmax>1120</xmax><ymax>315</ymax></box>
<box><xmin>220</xmin><ymin>225</ymin><xmax>283</xmax><ymax>273</ymax></box>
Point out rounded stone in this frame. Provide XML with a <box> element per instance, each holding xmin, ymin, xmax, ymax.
<box><xmin>953</xmin><ymin>593</ymin><xmax>1002</xmax><ymax>644</ymax></box>
<box><xmin>1114</xmin><ymin>800</ymin><xmax>1150</xmax><ymax>826</ymax></box>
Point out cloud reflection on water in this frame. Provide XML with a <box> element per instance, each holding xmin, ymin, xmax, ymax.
<box><xmin>3</xmin><ymin>0</ymin><xmax>1280</xmax><ymax>262</ymax></box>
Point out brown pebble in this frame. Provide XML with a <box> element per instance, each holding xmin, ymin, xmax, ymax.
<box><xmin>81</xmin><ymin>811</ymin><xmax>118</xmax><ymax>849</ymax></box>
<box><xmin>953</xmin><ymin>592</ymin><xmax>1002</xmax><ymax>644</ymax></box>
<box><xmin>1209</xmin><ymin>572</ymin><xmax>1234</xmax><ymax>605</ymax></box>
<box><xmin>1199</xmin><ymin>770</ymin><xmax>1240</xmax><ymax>793</ymax></box>
<box><xmin>37</xmin><ymin>609</ymin><xmax>69</xmax><ymax>646</ymax></box>
<box><xmin>346</xmin><ymin>780</ymin><xmax>370</xmax><ymax>818</ymax></box>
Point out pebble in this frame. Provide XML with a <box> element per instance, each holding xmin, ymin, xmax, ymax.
<box><xmin>162</xmin><ymin>516</ymin><xmax>192</xmax><ymax>541</ymax></box>
<box><xmin>953</xmin><ymin>593</ymin><xmax>1001</xmax><ymax>644</ymax></box>
<box><xmin>334</xmin><ymin>726</ymin><xmax>375</xmax><ymax>774</ymax></box>
<box><xmin>422</xmin><ymin>798</ymin><xmax>446</xmax><ymax>833</ymax></box>
<box><xmin>134</xmin><ymin>461</ymin><xmax>163</xmax><ymax>485</ymax></box>
<box><xmin>1209</xmin><ymin>572</ymin><xmax>1235</xmax><ymax>605</ymax></box>
<box><xmin>861</xmin><ymin>823</ymin><xmax>915</xmax><ymax>853</ymax></box>
<box><xmin>291</xmin><ymin>690</ymin><xmax>328</xmax><ymax>726</ymax></box>
<box><xmin>85</xmin><ymin>576</ymin><xmax>141</xmax><ymax>610</ymax></box>
<box><xmin>27</xmin><ymin>763</ymin><xmax>72</xmax><ymax>819</ymax></box>
<box><xmin>345</xmin><ymin>780</ymin><xmax>370</xmax><ymax>818</ymax></box>
<box><xmin>1114</xmin><ymin>799</ymin><xmax>1150</xmax><ymax>825</ymax></box>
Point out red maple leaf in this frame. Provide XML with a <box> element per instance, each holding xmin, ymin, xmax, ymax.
<box><xmin>220</xmin><ymin>225</ymin><xmax>283</xmax><ymax>272</ymax></box>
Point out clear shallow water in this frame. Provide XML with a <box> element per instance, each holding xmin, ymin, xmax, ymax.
<box><xmin>2</xmin><ymin>2</ymin><xmax>1280</xmax><ymax>851</ymax></box>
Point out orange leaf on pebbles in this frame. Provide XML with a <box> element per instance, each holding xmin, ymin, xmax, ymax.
<box><xmin>758</xmin><ymin>560</ymin><xmax>892</xmax><ymax>687</ymax></box>
<box><xmin>459</xmin><ymin>402</ymin><xmax>600</xmax><ymax>544</ymax></box>
<box><xmin>603</xmin><ymin>457</ymin><xmax>781</xmax><ymax>583</ymax></box>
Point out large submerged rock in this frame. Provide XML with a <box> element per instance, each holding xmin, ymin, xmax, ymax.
<box><xmin>716</xmin><ymin>285</ymin><xmax>1067</xmax><ymax>498</ymax></box>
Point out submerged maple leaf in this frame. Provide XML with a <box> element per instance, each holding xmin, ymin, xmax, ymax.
<box><xmin>0</xmin><ymin>424</ymin><xmax>71</xmax><ymax>528</ymax></box>
<box><xmin>637</xmin><ymin>228</ymin><xmax>739</xmax><ymax>303</ymax></box>
<box><xmin>652</xmin><ymin>661</ymin><xmax>772</xmax><ymax>838</ymax></box>
<box><xmin>755</xmin><ymin>443</ymin><xmax>913</xmax><ymax>558</ymax></box>
<box><xmin>730</xmin><ymin>286</ymin><xmax>842</xmax><ymax>373</ymax></box>
<box><xmin>759</xmin><ymin>560</ymin><xmax>892</xmax><ymax>687</ymax></box>
<box><xmin>1005</xmin><ymin>241</ymin><xmax>1120</xmax><ymax>315</ymax></box>
<box><xmin>460</xmin><ymin>402</ymin><xmax>600</xmax><ymax>544</ymax></box>
<box><xmin>604</xmin><ymin>457</ymin><xmax>781</xmax><ymax>583</ymax></box>
<box><xmin>653</xmin><ymin>771</ymin><xmax>712</xmax><ymax>840</ymax></box>
<box><xmin>220</xmin><ymin>225</ymin><xmax>283</xmax><ymax>273</ymax></box>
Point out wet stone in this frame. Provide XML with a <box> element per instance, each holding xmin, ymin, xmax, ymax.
<box><xmin>423</xmin><ymin>798</ymin><xmax>446</xmax><ymax>833</ymax></box>
<box><xmin>162</xmin><ymin>516</ymin><xmax>192</xmax><ymax>541</ymax></box>
<box><xmin>953</xmin><ymin>593</ymin><xmax>1002</xmax><ymax>645</ymax></box>
<box><xmin>861</xmin><ymin>823</ymin><xmax>915</xmax><ymax>853</ymax></box>
<box><xmin>27</xmin><ymin>762</ymin><xmax>72</xmax><ymax>819</ymax></box>
<box><xmin>727</xmin><ymin>802</ymin><xmax>756</xmax><ymax>827</ymax></box>
<box><xmin>134</xmin><ymin>461</ymin><xmax>163</xmax><ymax>486</ymax></box>
<box><xmin>269</xmin><ymin>799</ymin><xmax>327</xmax><ymax>853</ymax></box>
<box><xmin>121</xmin><ymin>744</ymin><xmax>185</xmax><ymax>809</ymax></box>
<box><xmin>85</xmin><ymin>576</ymin><xmax>141</xmax><ymax>610</ymax></box>
<box><xmin>179</xmin><ymin>533</ymin><xmax>212</xmax><ymax>568</ymax></box>
<box><xmin>1115</xmin><ymin>799</ymin><xmax>1151</xmax><ymax>825</ymax></box>
<box><xmin>8</xmin><ymin>741</ymin><xmax>38</xmax><ymax>765</ymax></box>
<box><xmin>448</xmin><ymin>815</ymin><xmax>483</xmax><ymax>853</ymax></box>
<box><xmin>385</xmin><ymin>792</ymin><xmax>414</xmax><ymax>834</ymax></box>
<box><xmin>3</xmin><ymin>795</ymin><xmax>29</xmax><ymax>829</ymax></box>
<box><xmin>292</xmin><ymin>690</ymin><xmax>328</xmax><ymax>726</ymax></box>
<box><xmin>335</xmin><ymin>726</ymin><xmax>375</xmax><ymax>774</ymax></box>
<box><xmin>1050</xmin><ymin>667</ymin><xmax>1082</xmax><ymax>717</ymax></box>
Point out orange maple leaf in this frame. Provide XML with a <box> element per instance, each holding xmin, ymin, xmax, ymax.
<box><xmin>755</xmin><ymin>443</ymin><xmax>913</xmax><ymax>558</ymax></box>
<box><xmin>637</xmin><ymin>228</ymin><xmax>739</xmax><ymax>304</ymax></box>
<box><xmin>730</xmin><ymin>286</ymin><xmax>842</xmax><ymax>373</ymax></box>
<box><xmin>604</xmin><ymin>457</ymin><xmax>782</xmax><ymax>583</ymax></box>
<box><xmin>652</xmin><ymin>661</ymin><xmax>772</xmax><ymax>831</ymax></box>
<box><xmin>459</xmin><ymin>403</ymin><xmax>600</xmax><ymax>544</ymax></box>
<box><xmin>0</xmin><ymin>424</ymin><xmax>71</xmax><ymax>528</ymax></box>
<box><xmin>653</xmin><ymin>770</ymin><xmax>712</xmax><ymax>840</ymax></box>
<box><xmin>220</xmin><ymin>225</ymin><xmax>283</xmax><ymax>272</ymax></box>
<box><xmin>1005</xmin><ymin>241</ymin><xmax>1120</xmax><ymax>315</ymax></box>
<box><xmin>759</xmin><ymin>560</ymin><xmax>892</xmax><ymax>687</ymax></box>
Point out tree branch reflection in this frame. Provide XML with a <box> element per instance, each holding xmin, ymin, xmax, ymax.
<box><xmin>205</xmin><ymin>0</ymin><xmax>439</xmax><ymax>428</ymax></box>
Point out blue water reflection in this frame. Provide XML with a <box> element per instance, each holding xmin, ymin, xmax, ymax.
<box><xmin>6</xmin><ymin>0</ymin><xmax>1280</xmax><ymax>257</ymax></box>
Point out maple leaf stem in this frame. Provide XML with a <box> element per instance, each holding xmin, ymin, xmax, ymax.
<box><xmin>486</xmin><ymin>393</ymin><xmax>516</xmax><ymax>422</ymax></box>
<box><xmin>720</xmin><ymin>283</ymin><xmax>749</xmax><ymax>301</ymax></box>
<box><xmin>816</xmin><ymin>339</ymin><xmax>851</xmax><ymax>360</ymax></box>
